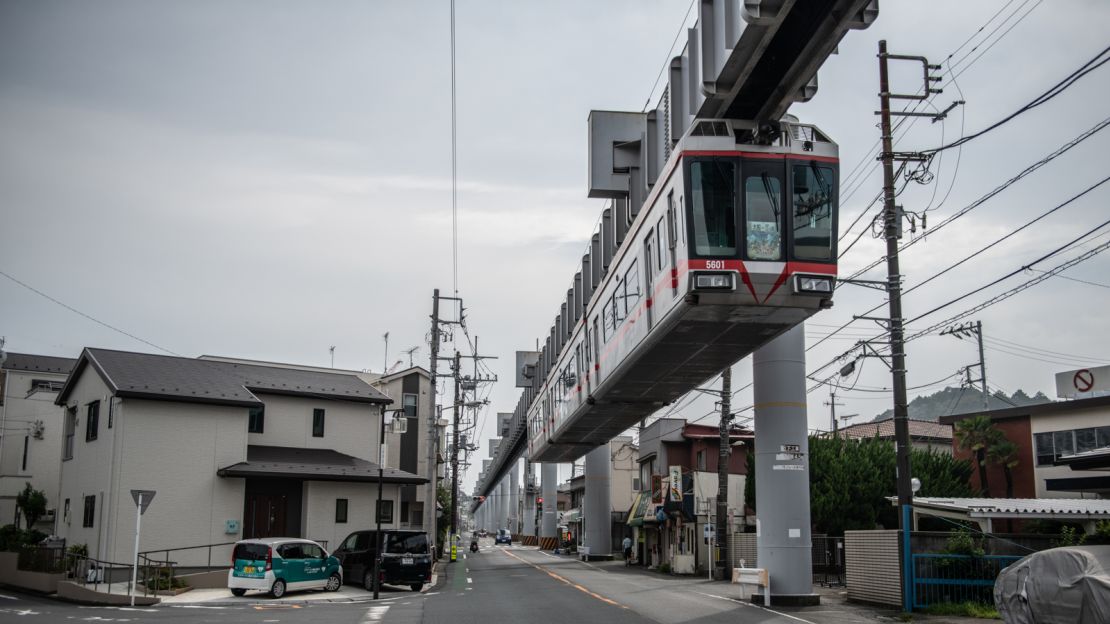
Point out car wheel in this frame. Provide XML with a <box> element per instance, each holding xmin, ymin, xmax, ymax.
<box><xmin>270</xmin><ymin>579</ymin><xmax>286</xmax><ymax>599</ymax></box>
<box><xmin>231</xmin><ymin>588</ymin><xmax>247</xmax><ymax>597</ymax></box>
<box><xmin>363</xmin><ymin>571</ymin><xmax>374</xmax><ymax>591</ymax></box>
<box><xmin>326</xmin><ymin>573</ymin><xmax>342</xmax><ymax>592</ymax></box>
<box><xmin>410</xmin><ymin>583</ymin><xmax>423</xmax><ymax>592</ymax></box>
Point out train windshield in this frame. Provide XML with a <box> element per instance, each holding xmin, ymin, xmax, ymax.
<box><xmin>791</xmin><ymin>163</ymin><xmax>836</xmax><ymax>261</ymax></box>
<box><xmin>743</xmin><ymin>172</ymin><xmax>783</xmax><ymax>261</ymax></box>
<box><xmin>689</xmin><ymin>160</ymin><xmax>737</xmax><ymax>256</ymax></box>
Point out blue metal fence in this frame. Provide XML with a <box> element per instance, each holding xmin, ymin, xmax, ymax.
<box><xmin>909</xmin><ymin>553</ymin><xmax>1022</xmax><ymax>609</ymax></box>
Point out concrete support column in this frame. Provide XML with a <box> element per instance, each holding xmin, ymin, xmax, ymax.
<box><xmin>753</xmin><ymin>324</ymin><xmax>818</xmax><ymax>606</ymax></box>
<box><xmin>523</xmin><ymin>461</ymin><xmax>536</xmax><ymax>536</ymax></box>
<box><xmin>509</xmin><ymin>461</ymin><xmax>520</xmax><ymax>535</ymax></box>
<box><xmin>499</xmin><ymin>478</ymin><xmax>509</xmax><ymax>531</ymax></box>
<box><xmin>540</xmin><ymin>463</ymin><xmax>558</xmax><ymax>544</ymax></box>
<box><xmin>583</xmin><ymin>443</ymin><xmax>612</xmax><ymax>557</ymax></box>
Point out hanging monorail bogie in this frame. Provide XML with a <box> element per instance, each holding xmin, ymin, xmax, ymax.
<box><xmin>527</xmin><ymin>118</ymin><xmax>839</xmax><ymax>462</ymax></box>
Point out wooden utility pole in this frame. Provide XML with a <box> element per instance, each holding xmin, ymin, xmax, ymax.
<box><xmin>715</xmin><ymin>367</ymin><xmax>731</xmax><ymax>580</ymax></box>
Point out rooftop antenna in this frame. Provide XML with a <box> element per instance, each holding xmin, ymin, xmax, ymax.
<box><xmin>403</xmin><ymin>346</ymin><xmax>419</xmax><ymax>367</ymax></box>
<box><xmin>382</xmin><ymin>332</ymin><xmax>389</xmax><ymax>373</ymax></box>
<box><xmin>329</xmin><ymin>345</ymin><xmax>335</xmax><ymax>368</ymax></box>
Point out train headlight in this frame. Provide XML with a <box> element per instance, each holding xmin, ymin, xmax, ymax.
<box><xmin>694</xmin><ymin>273</ymin><xmax>734</xmax><ymax>290</ymax></box>
<box><xmin>795</xmin><ymin>275</ymin><xmax>834</xmax><ymax>294</ymax></box>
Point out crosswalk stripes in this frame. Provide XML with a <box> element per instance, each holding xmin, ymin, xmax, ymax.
<box><xmin>362</xmin><ymin>605</ymin><xmax>390</xmax><ymax>622</ymax></box>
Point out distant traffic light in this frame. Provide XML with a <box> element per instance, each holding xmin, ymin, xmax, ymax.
<box><xmin>536</xmin><ymin>497</ymin><xmax>544</xmax><ymax>505</ymax></box>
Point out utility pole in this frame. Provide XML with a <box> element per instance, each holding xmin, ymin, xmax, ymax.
<box><xmin>426</xmin><ymin>291</ymin><xmax>442</xmax><ymax>555</ymax></box>
<box><xmin>715</xmin><ymin>366</ymin><xmax>731</xmax><ymax>581</ymax></box>
<box><xmin>878</xmin><ymin>40</ymin><xmax>943</xmax><ymax>614</ymax></box>
<box><xmin>824</xmin><ymin>390</ymin><xmax>845</xmax><ymax>437</ymax></box>
<box><xmin>941</xmin><ymin>320</ymin><xmax>989</xmax><ymax>410</ymax></box>
<box><xmin>450</xmin><ymin>350</ymin><xmax>462</xmax><ymax>552</ymax></box>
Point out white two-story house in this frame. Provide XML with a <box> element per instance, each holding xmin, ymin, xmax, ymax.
<box><xmin>0</xmin><ymin>352</ymin><xmax>76</xmax><ymax>529</ymax></box>
<box><xmin>55</xmin><ymin>348</ymin><xmax>426</xmax><ymax>566</ymax></box>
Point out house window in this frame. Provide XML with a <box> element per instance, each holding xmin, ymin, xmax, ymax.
<box><xmin>696</xmin><ymin>449</ymin><xmax>706</xmax><ymax>471</ymax></box>
<box><xmin>248</xmin><ymin>406</ymin><xmax>265</xmax><ymax>433</ymax></box>
<box><xmin>312</xmin><ymin>409</ymin><xmax>325</xmax><ymax>437</ymax></box>
<box><xmin>401</xmin><ymin>501</ymin><xmax>410</xmax><ymax>525</ymax></box>
<box><xmin>403</xmin><ymin>393</ymin><xmax>417</xmax><ymax>418</ymax></box>
<box><xmin>21</xmin><ymin>436</ymin><xmax>29</xmax><ymax>472</ymax></box>
<box><xmin>83</xmin><ymin>495</ymin><xmax>96</xmax><ymax>528</ymax></box>
<box><xmin>63</xmin><ymin>499</ymin><xmax>70</xmax><ymax>525</ymax></box>
<box><xmin>30</xmin><ymin>379</ymin><xmax>64</xmax><ymax>392</ymax></box>
<box><xmin>63</xmin><ymin>407</ymin><xmax>76</xmax><ymax>460</ymax></box>
<box><xmin>335</xmin><ymin>499</ymin><xmax>348</xmax><ymax>523</ymax></box>
<box><xmin>107</xmin><ymin>400</ymin><xmax>113</xmax><ymax>429</ymax></box>
<box><xmin>377</xmin><ymin>500</ymin><xmax>394</xmax><ymax>524</ymax></box>
<box><xmin>411</xmin><ymin>502</ymin><xmax>424</xmax><ymax>528</ymax></box>
<box><xmin>86</xmin><ymin>401</ymin><xmax>100</xmax><ymax>442</ymax></box>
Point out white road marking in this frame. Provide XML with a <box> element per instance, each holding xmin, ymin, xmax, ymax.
<box><xmin>466</xmin><ymin>577</ymin><xmax>472</xmax><ymax>584</ymax></box>
<box><xmin>0</xmin><ymin>608</ymin><xmax>39</xmax><ymax>616</ymax></box>
<box><xmin>0</xmin><ymin>594</ymin><xmax>17</xmax><ymax>600</ymax></box>
<box><xmin>693</xmin><ymin>591</ymin><xmax>817</xmax><ymax>624</ymax></box>
<box><xmin>362</xmin><ymin>605</ymin><xmax>390</xmax><ymax>622</ymax></box>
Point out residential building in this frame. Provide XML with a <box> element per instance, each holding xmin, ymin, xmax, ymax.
<box><xmin>835</xmin><ymin>419</ymin><xmax>953</xmax><ymax>454</ymax></box>
<box><xmin>0</xmin><ymin>352</ymin><xmax>76</xmax><ymax>529</ymax></box>
<box><xmin>56</xmin><ymin>348</ymin><xmax>425</xmax><ymax>567</ymax></box>
<box><xmin>629</xmin><ymin>419</ymin><xmax>750</xmax><ymax>573</ymax></box>
<box><xmin>941</xmin><ymin>395</ymin><xmax>1110</xmax><ymax>499</ymax></box>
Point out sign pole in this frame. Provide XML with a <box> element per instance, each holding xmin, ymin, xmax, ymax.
<box><xmin>130</xmin><ymin>492</ymin><xmax>143</xmax><ymax>607</ymax></box>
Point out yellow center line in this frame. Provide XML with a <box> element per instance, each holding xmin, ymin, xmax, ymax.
<box><xmin>501</xmin><ymin>549</ymin><xmax>628</xmax><ymax>610</ymax></box>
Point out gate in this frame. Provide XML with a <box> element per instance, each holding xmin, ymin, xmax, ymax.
<box><xmin>909</xmin><ymin>553</ymin><xmax>1021</xmax><ymax>609</ymax></box>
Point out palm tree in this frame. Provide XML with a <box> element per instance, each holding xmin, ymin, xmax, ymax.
<box><xmin>954</xmin><ymin>415</ymin><xmax>998</xmax><ymax>495</ymax></box>
<box><xmin>987</xmin><ymin>438</ymin><xmax>1019</xmax><ymax>499</ymax></box>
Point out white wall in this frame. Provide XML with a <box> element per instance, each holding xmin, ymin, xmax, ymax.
<box><xmin>0</xmin><ymin>369</ymin><xmax>67</xmax><ymax>527</ymax></box>
<box><xmin>610</xmin><ymin>439</ymin><xmax>638</xmax><ymax>513</ymax></box>
<box><xmin>248</xmin><ymin>394</ymin><xmax>376</xmax><ymax>462</ymax></box>
<box><xmin>302</xmin><ymin>481</ymin><xmax>401</xmax><ymax>555</ymax></box>
<box><xmin>1030</xmin><ymin>406</ymin><xmax>1110</xmax><ymax>499</ymax></box>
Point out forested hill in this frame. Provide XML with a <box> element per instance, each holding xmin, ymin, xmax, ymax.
<box><xmin>870</xmin><ymin>386</ymin><xmax>1052</xmax><ymax>422</ymax></box>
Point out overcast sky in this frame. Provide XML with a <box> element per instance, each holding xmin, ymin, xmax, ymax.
<box><xmin>2</xmin><ymin>1</ymin><xmax>1109</xmax><ymax>494</ymax></box>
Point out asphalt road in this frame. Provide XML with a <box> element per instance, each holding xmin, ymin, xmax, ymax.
<box><xmin>0</xmin><ymin>540</ymin><xmax>898</xmax><ymax>623</ymax></box>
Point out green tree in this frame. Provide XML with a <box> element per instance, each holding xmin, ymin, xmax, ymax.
<box><xmin>953</xmin><ymin>415</ymin><xmax>999</xmax><ymax>495</ymax></box>
<box><xmin>15</xmin><ymin>483</ymin><xmax>46</xmax><ymax>530</ymax></box>
<box><xmin>987</xmin><ymin>438</ymin><xmax>1019</xmax><ymax>499</ymax></box>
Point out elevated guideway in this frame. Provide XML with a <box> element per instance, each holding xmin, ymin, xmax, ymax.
<box><xmin>473</xmin><ymin>0</ymin><xmax>877</xmax><ymax>503</ymax></box>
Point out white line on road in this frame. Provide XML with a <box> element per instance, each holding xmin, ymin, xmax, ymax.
<box><xmin>693</xmin><ymin>591</ymin><xmax>816</xmax><ymax>624</ymax></box>
<box><xmin>362</xmin><ymin>605</ymin><xmax>390</xmax><ymax>622</ymax></box>
<box><xmin>466</xmin><ymin>577</ymin><xmax>472</xmax><ymax>583</ymax></box>
<box><xmin>0</xmin><ymin>594</ymin><xmax>16</xmax><ymax>600</ymax></box>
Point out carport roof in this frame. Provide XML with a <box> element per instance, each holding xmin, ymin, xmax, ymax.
<box><xmin>217</xmin><ymin>445</ymin><xmax>427</xmax><ymax>484</ymax></box>
<box><xmin>908</xmin><ymin>497</ymin><xmax>1110</xmax><ymax>520</ymax></box>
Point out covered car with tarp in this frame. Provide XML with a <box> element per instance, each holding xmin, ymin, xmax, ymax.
<box><xmin>995</xmin><ymin>545</ymin><xmax>1110</xmax><ymax>623</ymax></box>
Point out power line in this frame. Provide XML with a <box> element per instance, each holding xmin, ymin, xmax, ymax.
<box><xmin>923</xmin><ymin>44</ymin><xmax>1110</xmax><ymax>155</ymax></box>
<box><xmin>1025</xmin><ymin>267</ymin><xmax>1110</xmax><ymax>291</ymax></box>
<box><xmin>0</xmin><ymin>269</ymin><xmax>179</xmax><ymax>356</ymax></box>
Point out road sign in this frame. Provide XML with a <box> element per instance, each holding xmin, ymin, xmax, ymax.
<box><xmin>130</xmin><ymin>490</ymin><xmax>155</xmax><ymax>515</ymax></box>
<box><xmin>1056</xmin><ymin>365</ymin><xmax>1110</xmax><ymax>398</ymax></box>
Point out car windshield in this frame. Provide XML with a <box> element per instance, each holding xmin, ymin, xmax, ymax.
<box><xmin>498</xmin><ymin>530</ymin><xmax>510</xmax><ymax>537</ymax></box>
<box><xmin>233</xmin><ymin>543</ymin><xmax>269</xmax><ymax>561</ymax></box>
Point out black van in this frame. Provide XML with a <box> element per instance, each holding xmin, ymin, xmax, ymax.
<box><xmin>332</xmin><ymin>530</ymin><xmax>431</xmax><ymax>592</ymax></box>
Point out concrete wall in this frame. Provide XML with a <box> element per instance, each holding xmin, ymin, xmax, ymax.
<box><xmin>0</xmin><ymin>369</ymin><xmax>68</xmax><ymax>528</ymax></box>
<box><xmin>844</xmin><ymin>530</ymin><xmax>901</xmax><ymax>607</ymax></box>
<box><xmin>0</xmin><ymin>551</ymin><xmax>67</xmax><ymax>594</ymax></box>
<box><xmin>1030</xmin><ymin>407</ymin><xmax>1110</xmax><ymax>498</ymax></box>
<box><xmin>609</xmin><ymin>438</ymin><xmax>637</xmax><ymax>513</ymax></box>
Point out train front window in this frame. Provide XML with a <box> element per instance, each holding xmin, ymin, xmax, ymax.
<box><xmin>744</xmin><ymin>172</ymin><xmax>783</xmax><ymax>261</ymax></box>
<box><xmin>689</xmin><ymin>160</ymin><xmax>737</xmax><ymax>256</ymax></box>
<box><xmin>792</xmin><ymin>163</ymin><xmax>836</xmax><ymax>261</ymax></box>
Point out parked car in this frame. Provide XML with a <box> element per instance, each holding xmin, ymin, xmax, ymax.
<box><xmin>228</xmin><ymin>538</ymin><xmax>342</xmax><ymax>598</ymax></box>
<box><xmin>332</xmin><ymin>530</ymin><xmax>432</xmax><ymax>592</ymax></box>
<box><xmin>495</xmin><ymin>529</ymin><xmax>512</xmax><ymax>546</ymax></box>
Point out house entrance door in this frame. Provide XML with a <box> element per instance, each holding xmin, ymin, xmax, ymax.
<box><xmin>245</xmin><ymin>494</ymin><xmax>288</xmax><ymax>538</ymax></box>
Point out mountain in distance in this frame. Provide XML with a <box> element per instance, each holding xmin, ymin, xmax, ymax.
<box><xmin>870</xmin><ymin>386</ymin><xmax>1052</xmax><ymax>422</ymax></box>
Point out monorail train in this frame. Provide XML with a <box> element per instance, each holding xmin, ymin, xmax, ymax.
<box><xmin>528</xmin><ymin>118</ymin><xmax>839</xmax><ymax>462</ymax></box>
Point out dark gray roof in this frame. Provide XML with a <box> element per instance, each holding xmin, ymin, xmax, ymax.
<box><xmin>939</xmin><ymin>394</ymin><xmax>1110</xmax><ymax>425</ymax></box>
<box><xmin>3</xmin><ymin>352</ymin><xmax>76</xmax><ymax>374</ymax></box>
<box><xmin>217</xmin><ymin>445</ymin><xmax>427</xmax><ymax>484</ymax></box>
<box><xmin>58</xmin><ymin>348</ymin><xmax>391</xmax><ymax>408</ymax></box>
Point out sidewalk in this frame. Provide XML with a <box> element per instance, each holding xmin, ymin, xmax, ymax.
<box><xmin>526</xmin><ymin>547</ymin><xmax>997</xmax><ymax>624</ymax></box>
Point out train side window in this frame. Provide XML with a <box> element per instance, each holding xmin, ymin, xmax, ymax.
<box><xmin>603</xmin><ymin>294</ymin><xmax>617</xmax><ymax>341</ymax></box>
<box><xmin>592</xmin><ymin>318</ymin><xmax>601</xmax><ymax>363</ymax></box>
<box><xmin>666</xmin><ymin>193</ymin><xmax>677</xmax><ymax>250</ymax></box>
<box><xmin>791</xmin><ymin>163</ymin><xmax>836</xmax><ymax>261</ymax></box>
<box><xmin>743</xmin><ymin>172</ymin><xmax>783</xmax><ymax>261</ymax></box>
<box><xmin>689</xmin><ymin>160</ymin><xmax>737</xmax><ymax>256</ymax></box>
<box><xmin>622</xmin><ymin>260</ymin><xmax>641</xmax><ymax>317</ymax></box>
<box><xmin>655</xmin><ymin>217</ymin><xmax>667</xmax><ymax>275</ymax></box>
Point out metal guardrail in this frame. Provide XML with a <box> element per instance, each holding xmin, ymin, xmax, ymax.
<box><xmin>138</xmin><ymin>538</ymin><xmax>330</xmax><ymax>570</ymax></box>
<box><xmin>17</xmin><ymin>545</ymin><xmax>170</xmax><ymax>598</ymax></box>
<box><xmin>910</xmin><ymin>553</ymin><xmax>1021</xmax><ymax>609</ymax></box>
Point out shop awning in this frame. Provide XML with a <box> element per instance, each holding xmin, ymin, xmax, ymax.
<box><xmin>627</xmin><ymin>492</ymin><xmax>654</xmax><ymax>527</ymax></box>
<box><xmin>562</xmin><ymin>508</ymin><xmax>582</xmax><ymax>524</ymax></box>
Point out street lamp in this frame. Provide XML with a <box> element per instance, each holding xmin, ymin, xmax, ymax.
<box><xmin>373</xmin><ymin>407</ymin><xmax>407</xmax><ymax>600</ymax></box>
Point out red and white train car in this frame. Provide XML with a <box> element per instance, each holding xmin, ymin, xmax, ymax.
<box><xmin>529</xmin><ymin>118</ymin><xmax>839</xmax><ymax>462</ymax></box>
